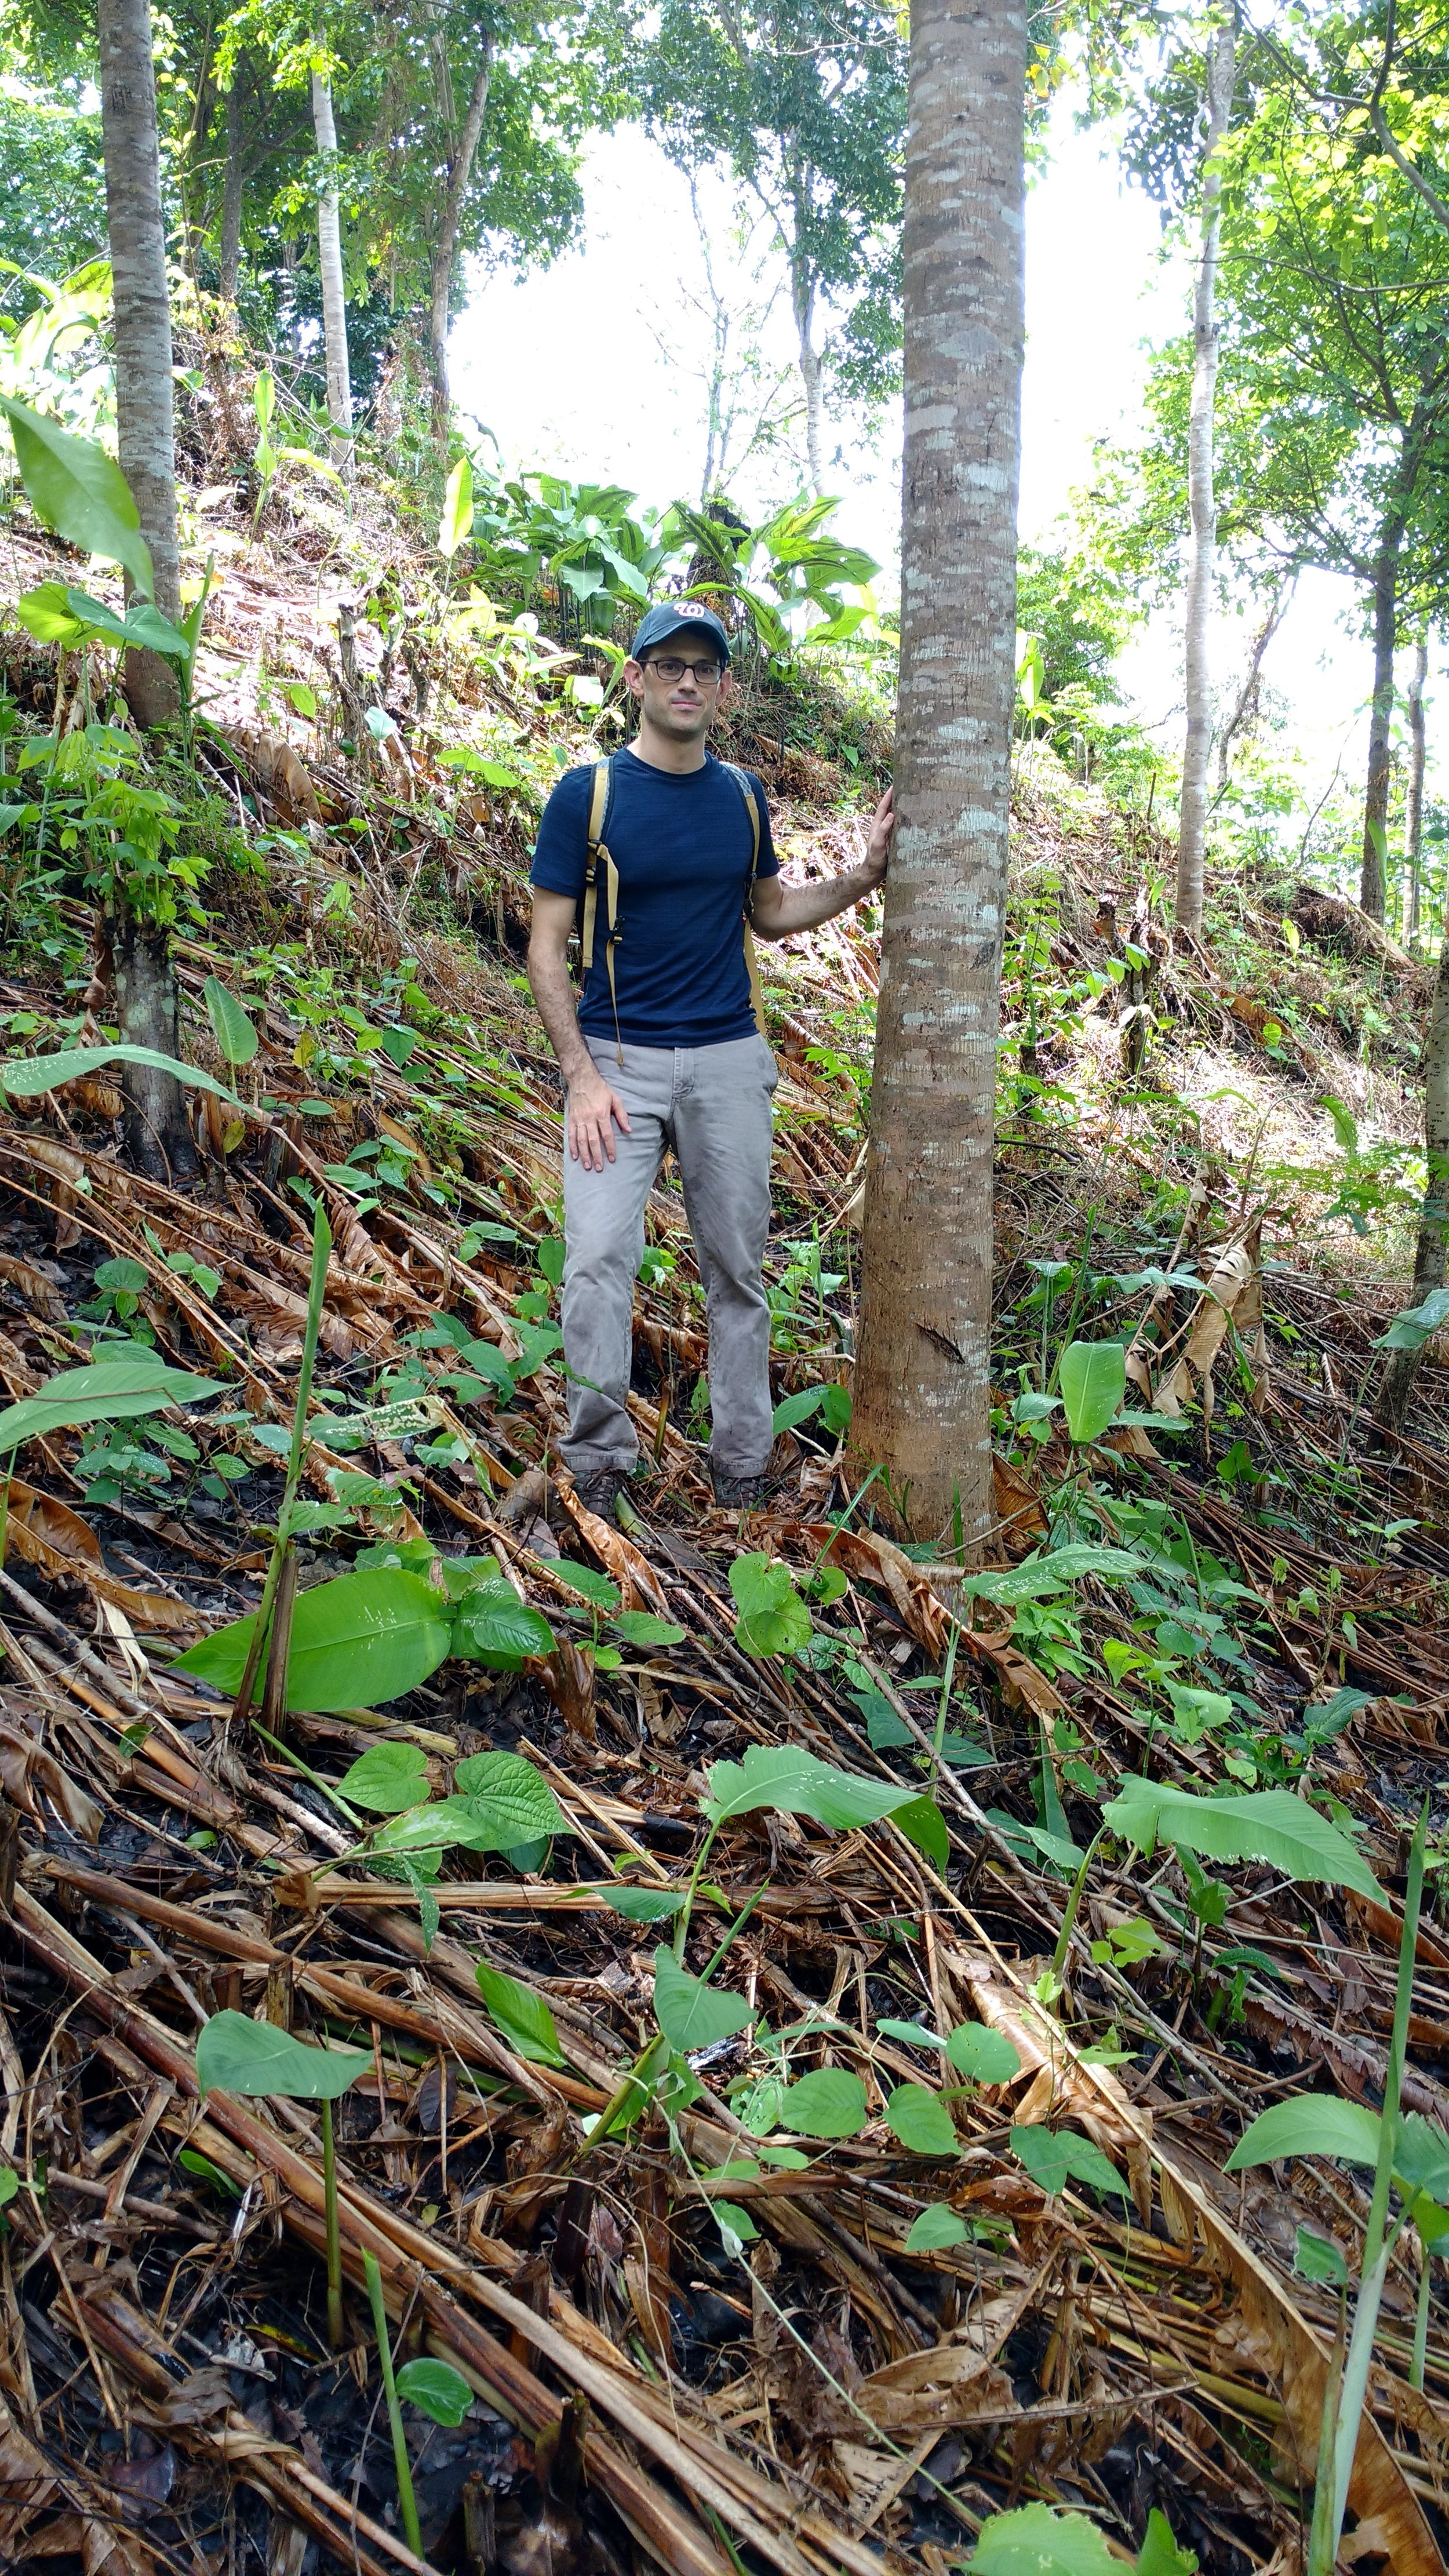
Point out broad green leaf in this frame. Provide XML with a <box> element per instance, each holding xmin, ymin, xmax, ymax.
<box><xmin>195</xmin><ymin>2010</ymin><xmax>370</xmax><ymax>2101</ymax></box>
<box><xmin>394</xmin><ymin>2357</ymin><xmax>473</xmax><ymax>2425</ymax></box>
<box><xmin>777</xmin><ymin>2069</ymin><xmax>868</xmax><ymax>2138</ymax></box>
<box><xmin>729</xmin><ymin>1551</ymin><xmax>812</xmax><ymax>1657</ymax></box>
<box><xmin>877</xmin><ymin>2019</ymin><xmax>945</xmax><ymax>2051</ymax></box>
<box><xmin>334</xmin><ymin>1740</ymin><xmax>429</xmax><ymax>1814</ymax></box>
<box><xmin>559</xmin><ymin>1563</ymin><xmax>620</xmax><ymax>1611</ymax></box>
<box><xmin>452</xmin><ymin>1578</ymin><xmax>555</xmax><ymax>1661</ymax></box>
<box><xmin>970</xmin><ymin>2503</ymin><xmax>1119</xmax><ymax>2576</ymax></box>
<box><xmin>438</xmin><ymin>455</ymin><xmax>474</xmax><ymax>557</ymax></box>
<box><xmin>177</xmin><ymin>2148</ymin><xmax>241</xmax><ymax>2199</ymax></box>
<box><xmin>1135</xmin><ymin>2510</ymin><xmax>1199</xmax><ymax>2576</ymax></box>
<box><xmin>1103</xmin><ymin>1778</ymin><xmax>1383</xmax><ymax>1901</ymax></box>
<box><xmin>702</xmin><ymin>1742</ymin><xmax>934</xmax><ymax>1840</ymax></box>
<box><xmin>611</xmin><ymin>1610</ymin><xmax>685</xmax><ymax>1648</ymax></box>
<box><xmin>945</xmin><ymin>2023</ymin><xmax>1022</xmax><ymax>2085</ymax></box>
<box><xmin>886</xmin><ymin>2084</ymin><xmax>958</xmax><ymax>2155</ymax></box>
<box><xmin>957</xmin><ymin>1545</ymin><xmax>1146</xmax><ymax>1608</ymax></box>
<box><xmin>283</xmin><ymin>680</ymin><xmax>317</xmax><ymax>718</ymax></box>
<box><xmin>1166</xmin><ymin>1683</ymin><xmax>1235</xmax><ymax>1742</ymax></box>
<box><xmin>1010</xmin><ymin>2124</ymin><xmax>1129</xmax><ymax>2200</ymax></box>
<box><xmin>652</xmin><ymin>1946</ymin><xmax>753</xmax><ymax>2053</ymax></box>
<box><xmin>889</xmin><ymin>1793</ymin><xmax>949</xmax><ymax>1874</ymax></box>
<box><xmin>1375</xmin><ymin>1287</ymin><xmax>1449</xmax><ymax>1352</ymax></box>
<box><xmin>475</xmin><ymin>1963</ymin><xmax>565</xmax><ymax>2066</ymax></box>
<box><xmin>772</xmin><ymin>1386</ymin><xmax>828</xmax><ymax>1435</ymax></box>
<box><xmin>1395</xmin><ymin>2112</ymin><xmax>1449</xmax><ymax>2202</ymax></box>
<box><xmin>714</xmin><ymin>2197</ymin><xmax>758</xmax><ymax>2249</ymax></box>
<box><xmin>15</xmin><ymin>583</ymin><xmax>187</xmax><ymax>658</ymax></box>
<box><xmin>0</xmin><ymin>1044</ymin><xmax>234</xmax><ymax>1102</ymax></box>
<box><xmin>0</xmin><ymin>2166</ymin><xmax>19</xmax><ymax>2207</ymax></box>
<box><xmin>1294</xmin><ymin>2226</ymin><xmax>1349</xmax><ymax>2288</ymax></box>
<box><xmin>601</xmin><ymin>1886</ymin><xmax>685</xmax><ymax>1923</ymax></box>
<box><xmin>203</xmin><ymin>977</ymin><xmax>259</xmax><ymax>1067</ymax></box>
<box><xmin>905</xmin><ymin>2203</ymin><xmax>970</xmax><ymax>2253</ymax></box>
<box><xmin>1224</xmin><ymin>2095</ymin><xmax>1382</xmax><ymax>2173</ymax></box>
<box><xmin>0</xmin><ymin>1358</ymin><xmax>227</xmax><ymax>1450</ymax></box>
<box><xmin>0</xmin><ymin>392</ymin><xmax>154</xmax><ymax>593</ymax></box>
<box><xmin>1058</xmin><ymin>1341</ymin><xmax>1126</xmax><ymax>1443</ymax></box>
<box><xmin>452</xmin><ymin>1751</ymin><xmax>566</xmax><ymax>1850</ymax></box>
<box><xmin>173</xmin><ymin>1569</ymin><xmax>452</xmax><ymax>1712</ymax></box>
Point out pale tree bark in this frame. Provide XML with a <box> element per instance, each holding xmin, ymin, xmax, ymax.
<box><xmin>428</xmin><ymin>43</ymin><xmax>493</xmax><ymax>450</ymax></box>
<box><xmin>1360</xmin><ymin>512</ymin><xmax>1405</xmax><ymax>920</ymax></box>
<box><xmin>1175</xmin><ymin>12</ymin><xmax>1236</xmax><ymax>940</ymax></box>
<box><xmin>97</xmin><ymin>0</ymin><xmax>195</xmax><ymax>1180</ymax></box>
<box><xmin>311</xmin><ymin>69</ymin><xmax>353</xmax><ymax>447</ymax></box>
<box><xmin>1404</xmin><ymin>633</ymin><xmax>1428</xmax><ymax>948</ymax></box>
<box><xmin>789</xmin><ymin>246</ymin><xmax>825</xmax><ymax>496</ymax></box>
<box><xmin>1215</xmin><ymin>574</ymin><xmax>1293</xmax><ymax>795</ymax></box>
<box><xmin>851</xmin><ymin>0</ymin><xmax>1027</xmax><ymax>1548</ymax></box>
<box><xmin>220</xmin><ymin>71</ymin><xmax>246</xmax><ymax>306</ymax></box>
<box><xmin>1379</xmin><ymin>928</ymin><xmax>1449</xmax><ymax>1427</ymax></box>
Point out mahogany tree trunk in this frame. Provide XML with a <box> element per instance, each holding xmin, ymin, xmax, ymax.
<box><xmin>851</xmin><ymin>0</ymin><xmax>1027</xmax><ymax>1548</ymax></box>
<box><xmin>428</xmin><ymin>46</ymin><xmax>492</xmax><ymax>451</ymax></box>
<box><xmin>1360</xmin><ymin>512</ymin><xmax>1404</xmax><ymax>922</ymax></box>
<box><xmin>1175</xmin><ymin>14</ymin><xmax>1236</xmax><ymax>941</ymax></box>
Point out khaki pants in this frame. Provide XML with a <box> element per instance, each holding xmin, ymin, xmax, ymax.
<box><xmin>560</xmin><ymin>1035</ymin><xmax>778</xmax><ymax>1480</ymax></box>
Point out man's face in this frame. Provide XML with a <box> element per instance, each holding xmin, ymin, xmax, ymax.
<box><xmin>625</xmin><ymin>630</ymin><xmax>730</xmax><ymax>743</ymax></box>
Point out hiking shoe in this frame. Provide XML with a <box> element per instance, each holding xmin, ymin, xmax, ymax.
<box><xmin>712</xmin><ymin>1468</ymin><xmax>769</xmax><ymax>1509</ymax></box>
<box><xmin>573</xmin><ymin>1469</ymin><xmax>627</xmax><ymax>1522</ymax></box>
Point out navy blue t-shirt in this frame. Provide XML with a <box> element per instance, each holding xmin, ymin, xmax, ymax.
<box><xmin>529</xmin><ymin>749</ymin><xmax>778</xmax><ymax>1048</ymax></box>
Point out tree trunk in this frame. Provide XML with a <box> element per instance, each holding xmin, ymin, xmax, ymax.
<box><xmin>1175</xmin><ymin>13</ymin><xmax>1236</xmax><ymax>941</ymax></box>
<box><xmin>311</xmin><ymin>70</ymin><xmax>353</xmax><ymax>447</ymax></box>
<box><xmin>1404</xmin><ymin>633</ymin><xmax>1428</xmax><ymax>949</ymax></box>
<box><xmin>97</xmin><ymin>0</ymin><xmax>181</xmax><ymax>715</ymax></box>
<box><xmin>850</xmin><ymin>0</ymin><xmax>1027</xmax><ymax>1549</ymax></box>
<box><xmin>220</xmin><ymin>70</ymin><xmax>245</xmax><ymax>305</ymax></box>
<box><xmin>428</xmin><ymin>46</ymin><xmax>493</xmax><ymax>451</ymax></box>
<box><xmin>1360</xmin><ymin>518</ymin><xmax>1403</xmax><ymax>921</ymax></box>
<box><xmin>111</xmin><ymin>905</ymin><xmax>196</xmax><ymax>1178</ymax></box>
<box><xmin>788</xmin><ymin>247</ymin><xmax>825</xmax><ymax>496</ymax></box>
<box><xmin>1379</xmin><ymin>929</ymin><xmax>1449</xmax><ymax>1427</ymax></box>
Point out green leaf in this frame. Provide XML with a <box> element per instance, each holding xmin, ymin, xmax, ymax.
<box><xmin>702</xmin><ymin>1742</ymin><xmax>937</xmax><ymax>1844</ymax></box>
<box><xmin>601</xmin><ymin>1886</ymin><xmax>685</xmax><ymax>1923</ymax></box>
<box><xmin>905</xmin><ymin>2203</ymin><xmax>970</xmax><ymax>2253</ymax></box>
<box><xmin>970</xmin><ymin>2503</ymin><xmax>1120</xmax><ymax>2576</ymax></box>
<box><xmin>713</xmin><ymin>2197</ymin><xmax>758</xmax><ymax>2249</ymax></box>
<box><xmin>203</xmin><ymin>977</ymin><xmax>259</xmax><ymax>1068</ymax></box>
<box><xmin>611</xmin><ymin>1610</ymin><xmax>685</xmax><ymax>1648</ymax></box>
<box><xmin>886</xmin><ymin>2083</ymin><xmax>958</xmax><ymax>2155</ymax></box>
<box><xmin>334</xmin><ymin>1741</ymin><xmax>430</xmax><ymax>1814</ymax></box>
<box><xmin>0</xmin><ymin>1358</ymin><xmax>227</xmax><ymax>1450</ymax></box>
<box><xmin>438</xmin><ymin>456</ymin><xmax>474</xmax><ymax>558</ymax></box>
<box><xmin>195</xmin><ymin>2011</ymin><xmax>370</xmax><ymax>2101</ymax></box>
<box><xmin>1058</xmin><ymin>1341</ymin><xmax>1127</xmax><ymax>1443</ymax></box>
<box><xmin>452</xmin><ymin>1578</ymin><xmax>555</xmax><ymax>1661</ymax></box>
<box><xmin>394</xmin><ymin>2358</ymin><xmax>473</xmax><ymax>2425</ymax></box>
<box><xmin>177</xmin><ymin>2148</ymin><xmax>241</xmax><ymax>2200</ymax></box>
<box><xmin>0</xmin><ymin>1044</ymin><xmax>235</xmax><ymax>1102</ymax></box>
<box><xmin>16</xmin><ymin>583</ymin><xmax>188</xmax><ymax>658</ymax></box>
<box><xmin>728</xmin><ymin>1551</ymin><xmax>812</xmax><ymax>1656</ymax></box>
<box><xmin>1395</xmin><ymin>2112</ymin><xmax>1449</xmax><ymax>2201</ymax></box>
<box><xmin>1010</xmin><ymin>2125</ymin><xmax>1129</xmax><ymax>2200</ymax></box>
<box><xmin>0</xmin><ymin>394</ymin><xmax>154</xmax><ymax>594</ymax></box>
<box><xmin>1375</xmin><ymin>1287</ymin><xmax>1449</xmax><ymax>1352</ymax></box>
<box><xmin>282</xmin><ymin>680</ymin><xmax>317</xmax><ymax>718</ymax></box>
<box><xmin>559</xmin><ymin>1563</ymin><xmax>620</xmax><ymax>1611</ymax></box>
<box><xmin>452</xmin><ymin>1751</ymin><xmax>566</xmax><ymax>1850</ymax></box>
<box><xmin>771</xmin><ymin>1385</ymin><xmax>826</xmax><ymax>1435</ymax></box>
<box><xmin>1103</xmin><ymin>1778</ymin><xmax>1383</xmax><ymax>1901</ymax></box>
<box><xmin>1224</xmin><ymin>2095</ymin><xmax>1382</xmax><ymax>2174</ymax></box>
<box><xmin>877</xmin><ymin>2019</ymin><xmax>944</xmax><ymax>2051</ymax></box>
<box><xmin>474</xmin><ymin>1963</ymin><xmax>565</xmax><ymax>2066</ymax></box>
<box><xmin>957</xmin><ymin>1544</ymin><xmax>1146</xmax><ymax>1607</ymax></box>
<box><xmin>0</xmin><ymin>2166</ymin><xmax>19</xmax><ymax>2207</ymax></box>
<box><xmin>652</xmin><ymin>1946</ymin><xmax>754</xmax><ymax>2053</ymax></box>
<box><xmin>380</xmin><ymin>1027</ymin><xmax>416</xmax><ymax>1068</ymax></box>
<box><xmin>1165</xmin><ymin>1683</ymin><xmax>1235</xmax><ymax>1743</ymax></box>
<box><xmin>777</xmin><ymin>2069</ymin><xmax>868</xmax><ymax>2139</ymax></box>
<box><xmin>945</xmin><ymin>2023</ymin><xmax>1022</xmax><ymax>2084</ymax></box>
<box><xmin>889</xmin><ymin>1793</ymin><xmax>949</xmax><ymax>1874</ymax></box>
<box><xmin>1135</xmin><ymin>2512</ymin><xmax>1198</xmax><ymax>2576</ymax></box>
<box><xmin>1294</xmin><ymin>2226</ymin><xmax>1349</xmax><ymax>2288</ymax></box>
<box><xmin>173</xmin><ymin>1569</ymin><xmax>452</xmax><ymax>1713</ymax></box>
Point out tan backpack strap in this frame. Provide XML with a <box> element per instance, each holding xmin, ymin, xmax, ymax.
<box><xmin>725</xmin><ymin>763</ymin><xmax>767</xmax><ymax>1039</ymax></box>
<box><xmin>580</xmin><ymin>757</ymin><xmax>611</xmax><ymax>970</ymax></box>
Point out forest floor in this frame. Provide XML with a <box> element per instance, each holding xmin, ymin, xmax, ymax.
<box><xmin>0</xmin><ymin>434</ymin><xmax>1447</xmax><ymax>2576</ymax></box>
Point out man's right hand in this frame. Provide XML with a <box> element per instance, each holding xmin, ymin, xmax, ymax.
<box><xmin>566</xmin><ymin>1064</ymin><xmax>632</xmax><ymax>1170</ymax></box>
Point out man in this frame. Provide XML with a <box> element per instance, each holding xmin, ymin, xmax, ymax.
<box><xmin>527</xmin><ymin>602</ymin><xmax>893</xmax><ymax>1518</ymax></box>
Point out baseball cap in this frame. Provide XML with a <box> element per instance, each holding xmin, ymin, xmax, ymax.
<box><xmin>630</xmin><ymin>602</ymin><xmax>731</xmax><ymax>666</ymax></box>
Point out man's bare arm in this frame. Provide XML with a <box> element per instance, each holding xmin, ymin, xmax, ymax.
<box><xmin>749</xmin><ymin>787</ymin><xmax>893</xmax><ymax>942</ymax></box>
<box><xmin>526</xmin><ymin>891</ymin><xmax>632</xmax><ymax>1171</ymax></box>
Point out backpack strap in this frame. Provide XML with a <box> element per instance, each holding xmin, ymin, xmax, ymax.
<box><xmin>720</xmin><ymin>761</ymin><xmax>767</xmax><ymax>1040</ymax></box>
<box><xmin>579</xmin><ymin>754</ymin><xmax>624</xmax><ymax>1065</ymax></box>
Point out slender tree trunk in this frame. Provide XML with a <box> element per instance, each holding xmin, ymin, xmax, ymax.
<box><xmin>97</xmin><ymin>0</ymin><xmax>195</xmax><ymax>1180</ymax></box>
<box><xmin>1379</xmin><ymin>930</ymin><xmax>1449</xmax><ymax>1427</ymax></box>
<box><xmin>311</xmin><ymin>69</ymin><xmax>353</xmax><ymax>446</ymax></box>
<box><xmin>1404</xmin><ymin>633</ymin><xmax>1428</xmax><ymax>949</ymax></box>
<box><xmin>1360</xmin><ymin>515</ymin><xmax>1404</xmax><ymax>921</ymax></box>
<box><xmin>1176</xmin><ymin>13</ymin><xmax>1236</xmax><ymax>940</ymax></box>
<box><xmin>428</xmin><ymin>46</ymin><xmax>492</xmax><ymax>451</ymax></box>
<box><xmin>220</xmin><ymin>71</ymin><xmax>245</xmax><ymax>305</ymax></box>
<box><xmin>789</xmin><ymin>249</ymin><xmax>825</xmax><ymax>496</ymax></box>
<box><xmin>851</xmin><ymin>0</ymin><xmax>1027</xmax><ymax>1548</ymax></box>
<box><xmin>1215</xmin><ymin>573</ymin><xmax>1293</xmax><ymax>795</ymax></box>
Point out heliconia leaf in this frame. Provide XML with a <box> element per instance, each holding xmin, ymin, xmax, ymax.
<box><xmin>195</xmin><ymin>2010</ymin><xmax>370</xmax><ymax>2101</ymax></box>
<box><xmin>173</xmin><ymin>1569</ymin><xmax>452</xmax><ymax>1713</ymax></box>
<box><xmin>1224</xmin><ymin>2094</ymin><xmax>1382</xmax><ymax>2174</ymax></box>
<box><xmin>438</xmin><ymin>454</ymin><xmax>474</xmax><ymax>558</ymax></box>
<box><xmin>1058</xmin><ymin>1341</ymin><xmax>1126</xmax><ymax>1443</ymax></box>
<box><xmin>0</xmin><ymin>1044</ymin><xmax>235</xmax><ymax>1102</ymax></box>
<box><xmin>0</xmin><ymin>392</ymin><xmax>154</xmax><ymax>594</ymax></box>
<box><xmin>203</xmin><ymin>977</ymin><xmax>259</xmax><ymax>1067</ymax></box>
<box><xmin>0</xmin><ymin>1358</ymin><xmax>227</xmax><ymax>1451</ymax></box>
<box><xmin>1103</xmin><ymin>1777</ymin><xmax>1384</xmax><ymax>1901</ymax></box>
<box><xmin>474</xmin><ymin>1963</ymin><xmax>565</xmax><ymax>2066</ymax></box>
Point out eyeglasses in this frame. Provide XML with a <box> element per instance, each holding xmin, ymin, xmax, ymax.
<box><xmin>645</xmin><ymin>656</ymin><xmax>724</xmax><ymax>683</ymax></box>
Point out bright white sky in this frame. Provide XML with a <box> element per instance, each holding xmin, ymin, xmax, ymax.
<box><xmin>449</xmin><ymin>101</ymin><xmax>1440</xmax><ymax>829</ymax></box>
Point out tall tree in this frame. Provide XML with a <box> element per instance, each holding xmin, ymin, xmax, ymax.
<box><xmin>97</xmin><ymin>0</ymin><xmax>196</xmax><ymax>1179</ymax></box>
<box><xmin>310</xmin><ymin>61</ymin><xmax>354</xmax><ymax>443</ymax></box>
<box><xmin>1176</xmin><ymin>10</ymin><xmax>1236</xmax><ymax>941</ymax></box>
<box><xmin>851</xmin><ymin>0</ymin><xmax>1027</xmax><ymax>1544</ymax></box>
<box><xmin>629</xmin><ymin>0</ymin><xmax>906</xmax><ymax>493</ymax></box>
<box><xmin>1404</xmin><ymin>633</ymin><xmax>1429</xmax><ymax>946</ymax></box>
<box><xmin>427</xmin><ymin>25</ymin><xmax>493</xmax><ymax>446</ymax></box>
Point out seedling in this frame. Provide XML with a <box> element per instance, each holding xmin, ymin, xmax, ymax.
<box><xmin>195</xmin><ymin>2011</ymin><xmax>370</xmax><ymax>2350</ymax></box>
